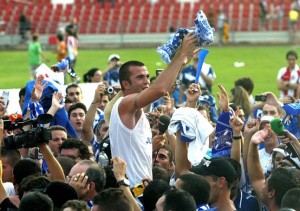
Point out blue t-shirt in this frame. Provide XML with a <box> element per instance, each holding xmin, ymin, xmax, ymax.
<box><xmin>104</xmin><ymin>69</ymin><xmax>119</xmax><ymax>85</ymax></box>
<box><xmin>180</xmin><ymin>64</ymin><xmax>214</xmax><ymax>92</ymax></box>
<box><xmin>234</xmin><ymin>189</ymin><xmax>260</xmax><ymax>211</ymax></box>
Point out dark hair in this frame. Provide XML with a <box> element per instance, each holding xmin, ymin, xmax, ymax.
<box><xmin>93</xmin><ymin>188</ymin><xmax>133</xmax><ymax>211</ymax></box>
<box><xmin>86</xmin><ymin>165</ymin><xmax>106</xmax><ymax>193</ymax></box>
<box><xmin>226</xmin><ymin>158</ymin><xmax>242</xmax><ymax>180</ymax></box>
<box><xmin>61</xmin><ymin>200</ymin><xmax>90</xmax><ymax>211</ymax></box>
<box><xmin>119</xmin><ymin>60</ymin><xmax>145</xmax><ymax>91</ymax></box>
<box><xmin>286</xmin><ymin>50</ymin><xmax>298</xmax><ymax>60</ymax></box>
<box><xmin>19</xmin><ymin>87</ymin><xmax>26</xmax><ymax>99</ymax></box>
<box><xmin>281</xmin><ymin>188</ymin><xmax>300</xmax><ymax>210</ymax></box>
<box><xmin>104</xmin><ymin>165</ymin><xmax>118</xmax><ymax>189</ymax></box>
<box><xmin>66</xmin><ymin>83</ymin><xmax>82</xmax><ymax>95</ymax></box>
<box><xmin>271</xmin><ymin>144</ymin><xmax>287</xmax><ymax>167</ymax></box>
<box><xmin>268</xmin><ymin>167</ymin><xmax>300</xmax><ymax>207</ymax></box>
<box><xmin>164</xmin><ymin>189</ymin><xmax>196</xmax><ymax>211</ymax></box>
<box><xmin>56</xmin><ymin>33</ymin><xmax>64</xmax><ymax>42</ymax></box>
<box><xmin>19</xmin><ymin>192</ymin><xmax>53</xmax><ymax>211</ymax></box>
<box><xmin>230</xmin><ymin>85</ymin><xmax>251</xmax><ymax>117</ymax></box>
<box><xmin>65</xmin><ymin>26</ymin><xmax>74</xmax><ymax>36</ymax></box>
<box><xmin>178</xmin><ymin>174</ymin><xmax>210</xmax><ymax>205</ymax></box>
<box><xmin>60</xmin><ymin>138</ymin><xmax>91</xmax><ymax>160</ymax></box>
<box><xmin>13</xmin><ymin>159</ymin><xmax>41</xmax><ymax>185</ymax></box>
<box><xmin>65</xmin><ymin>97</ymin><xmax>73</xmax><ymax>104</ymax></box>
<box><xmin>57</xmin><ymin>156</ymin><xmax>76</xmax><ymax>177</ymax></box>
<box><xmin>83</xmin><ymin>67</ymin><xmax>100</xmax><ymax>82</ymax></box>
<box><xmin>68</xmin><ymin>102</ymin><xmax>87</xmax><ymax>118</ymax></box>
<box><xmin>44</xmin><ymin>181</ymin><xmax>78</xmax><ymax>209</ymax></box>
<box><xmin>169</xmin><ymin>26</ymin><xmax>175</xmax><ymax>32</ymax></box>
<box><xmin>234</xmin><ymin>77</ymin><xmax>254</xmax><ymax>95</ymax></box>
<box><xmin>143</xmin><ymin>180</ymin><xmax>170</xmax><ymax>211</ymax></box>
<box><xmin>160</xmin><ymin>144</ymin><xmax>174</xmax><ymax>163</ymax></box>
<box><xmin>152</xmin><ymin>166</ymin><xmax>170</xmax><ymax>183</ymax></box>
<box><xmin>18</xmin><ymin>175</ymin><xmax>51</xmax><ymax>199</ymax></box>
<box><xmin>32</xmin><ymin>34</ymin><xmax>39</xmax><ymax>41</ymax></box>
<box><xmin>0</xmin><ymin>148</ymin><xmax>21</xmax><ymax>168</ymax></box>
<box><xmin>50</xmin><ymin>125</ymin><xmax>67</xmax><ymax>133</ymax></box>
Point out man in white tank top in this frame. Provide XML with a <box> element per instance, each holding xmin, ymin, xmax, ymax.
<box><xmin>109</xmin><ymin>32</ymin><xmax>199</xmax><ymax>187</ymax></box>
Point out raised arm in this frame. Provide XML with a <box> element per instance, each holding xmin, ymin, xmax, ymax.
<box><xmin>46</xmin><ymin>92</ymin><xmax>64</xmax><ymax>127</ymax></box>
<box><xmin>121</xmin><ymin>32</ymin><xmax>199</xmax><ymax>114</ymax></box>
<box><xmin>175</xmin><ymin>83</ymin><xmax>201</xmax><ymax>177</ymax></box>
<box><xmin>175</xmin><ymin>131</ymin><xmax>192</xmax><ymax>178</ymax></box>
<box><xmin>31</xmin><ymin>75</ymin><xmax>47</xmax><ymax>103</ymax></box>
<box><xmin>216</xmin><ymin>83</ymin><xmax>230</xmax><ymax>112</ymax></box>
<box><xmin>247</xmin><ymin>125</ymin><xmax>271</xmax><ymax>201</ymax></box>
<box><xmin>82</xmin><ymin>84</ymin><xmax>105</xmax><ymax>143</ymax></box>
<box><xmin>242</xmin><ymin>119</ymin><xmax>259</xmax><ymax>172</ymax></box>
<box><xmin>112</xmin><ymin>156</ymin><xmax>142</xmax><ymax>211</ymax></box>
<box><xmin>229</xmin><ymin>115</ymin><xmax>244</xmax><ymax>162</ymax></box>
<box><xmin>38</xmin><ymin>143</ymin><xmax>65</xmax><ymax>181</ymax></box>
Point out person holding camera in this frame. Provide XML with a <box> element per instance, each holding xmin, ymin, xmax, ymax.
<box><xmin>108</xmin><ymin>32</ymin><xmax>199</xmax><ymax>188</ymax></box>
<box><xmin>102</xmin><ymin>54</ymin><xmax>122</xmax><ymax>86</ymax></box>
<box><xmin>82</xmin><ymin>84</ymin><xmax>111</xmax><ymax>162</ymax></box>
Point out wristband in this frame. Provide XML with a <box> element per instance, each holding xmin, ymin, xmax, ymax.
<box><xmin>232</xmin><ymin>136</ymin><xmax>242</xmax><ymax>140</ymax></box>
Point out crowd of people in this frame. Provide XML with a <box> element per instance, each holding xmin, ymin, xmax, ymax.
<box><xmin>1</xmin><ymin>29</ymin><xmax>300</xmax><ymax>211</ymax></box>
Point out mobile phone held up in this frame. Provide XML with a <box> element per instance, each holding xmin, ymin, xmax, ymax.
<box><xmin>255</xmin><ymin>94</ymin><xmax>267</xmax><ymax>102</ymax></box>
<box><xmin>2</xmin><ymin>91</ymin><xmax>9</xmax><ymax>107</ymax></box>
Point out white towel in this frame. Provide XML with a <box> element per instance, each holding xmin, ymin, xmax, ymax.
<box><xmin>168</xmin><ymin>107</ymin><xmax>214</xmax><ymax>165</ymax></box>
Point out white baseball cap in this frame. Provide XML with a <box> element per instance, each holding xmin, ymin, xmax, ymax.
<box><xmin>108</xmin><ymin>54</ymin><xmax>120</xmax><ymax>62</ymax></box>
<box><xmin>260</xmin><ymin>115</ymin><xmax>274</xmax><ymax>123</ymax></box>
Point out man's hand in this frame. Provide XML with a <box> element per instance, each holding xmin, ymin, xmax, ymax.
<box><xmin>243</xmin><ymin>119</ymin><xmax>259</xmax><ymax>137</ymax></box>
<box><xmin>152</xmin><ymin>134</ymin><xmax>165</xmax><ymax>152</ymax></box>
<box><xmin>279</xmin><ymin>96</ymin><xmax>293</xmax><ymax>105</ymax></box>
<box><xmin>186</xmin><ymin>83</ymin><xmax>201</xmax><ymax>106</ymax></box>
<box><xmin>112</xmin><ymin>156</ymin><xmax>127</xmax><ymax>181</ymax></box>
<box><xmin>51</xmin><ymin>92</ymin><xmax>64</xmax><ymax>110</ymax></box>
<box><xmin>68</xmin><ymin>173</ymin><xmax>89</xmax><ymax>196</ymax></box>
<box><xmin>216</xmin><ymin>83</ymin><xmax>229</xmax><ymax>112</ymax></box>
<box><xmin>31</xmin><ymin>75</ymin><xmax>47</xmax><ymax>102</ymax></box>
<box><xmin>250</xmin><ymin>124</ymin><xmax>271</xmax><ymax>145</ymax></box>
<box><xmin>92</xmin><ymin>84</ymin><xmax>105</xmax><ymax>104</ymax></box>
<box><xmin>177</xmin><ymin>32</ymin><xmax>199</xmax><ymax>64</ymax></box>
<box><xmin>162</xmin><ymin>92</ymin><xmax>174</xmax><ymax>116</ymax></box>
<box><xmin>229</xmin><ymin>115</ymin><xmax>244</xmax><ymax>136</ymax></box>
<box><xmin>263</xmin><ymin>92</ymin><xmax>283</xmax><ymax>107</ymax></box>
<box><xmin>278</xmin><ymin>130</ymin><xmax>297</xmax><ymax>144</ymax></box>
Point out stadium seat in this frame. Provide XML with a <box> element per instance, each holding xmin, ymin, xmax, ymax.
<box><xmin>0</xmin><ymin>0</ymin><xmax>292</xmax><ymax>35</ymax></box>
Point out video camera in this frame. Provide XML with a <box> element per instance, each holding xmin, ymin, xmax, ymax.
<box><xmin>3</xmin><ymin>114</ymin><xmax>53</xmax><ymax>150</ymax></box>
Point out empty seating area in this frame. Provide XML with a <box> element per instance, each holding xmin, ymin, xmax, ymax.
<box><xmin>0</xmin><ymin>0</ymin><xmax>293</xmax><ymax>35</ymax></box>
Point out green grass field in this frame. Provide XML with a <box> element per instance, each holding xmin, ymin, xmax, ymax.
<box><xmin>0</xmin><ymin>45</ymin><xmax>296</xmax><ymax>97</ymax></box>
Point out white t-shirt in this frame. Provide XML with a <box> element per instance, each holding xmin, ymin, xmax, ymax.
<box><xmin>109</xmin><ymin>97</ymin><xmax>153</xmax><ymax>187</ymax></box>
<box><xmin>259</xmin><ymin>148</ymin><xmax>272</xmax><ymax>174</ymax></box>
<box><xmin>67</xmin><ymin>36</ymin><xmax>78</xmax><ymax>60</ymax></box>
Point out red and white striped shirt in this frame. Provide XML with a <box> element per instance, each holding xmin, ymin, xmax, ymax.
<box><xmin>277</xmin><ymin>64</ymin><xmax>300</xmax><ymax>98</ymax></box>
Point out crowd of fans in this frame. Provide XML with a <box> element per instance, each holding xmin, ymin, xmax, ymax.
<box><xmin>1</xmin><ymin>29</ymin><xmax>300</xmax><ymax>211</ymax></box>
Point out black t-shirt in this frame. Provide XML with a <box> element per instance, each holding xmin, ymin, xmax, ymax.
<box><xmin>0</xmin><ymin>197</ymin><xmax>18</xmax><ymax>210</ymax></box>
